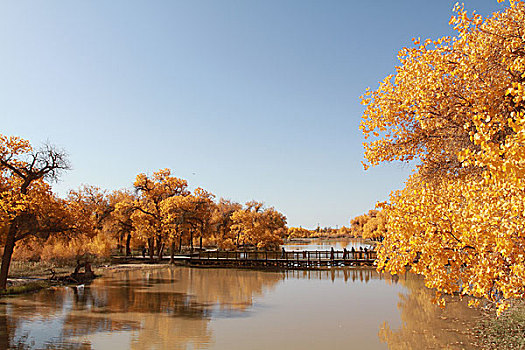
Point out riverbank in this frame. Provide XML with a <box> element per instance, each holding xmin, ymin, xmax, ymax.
<box><xmin>474</xmin><ymin>301</ymin><xmax>525</xmax><ymax>350</ymax></box>
<box><xmin>3</xmin><ymin>260</ymin><xmax>164</xmax><ymax>296</ymax></box>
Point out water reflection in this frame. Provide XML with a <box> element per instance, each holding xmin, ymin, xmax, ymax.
<box><xmin>0</xmin><ymin>266</ymin><xmax>481</xmax><ymax>349</ymax></box>
<box><xmin>378</xmin><ymin>277</ymin><xmax>481</xmax><ymax>350</ymax></box>
<box><xmin>284</xmin><ymin>267</ymin><xmax>385</xmax><ymax>283</ymax></box>
<box><xmin>0</xmin><ymin>267</ymin><xmax>282</xmax><ymax>349</ymax></box>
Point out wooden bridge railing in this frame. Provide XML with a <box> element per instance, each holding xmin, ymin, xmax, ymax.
<box><xmin>193</xmin><ymin>250</ymin><xmax>377</xmax><ymax>261</ymax></box>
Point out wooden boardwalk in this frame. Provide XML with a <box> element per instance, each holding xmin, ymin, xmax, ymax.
<box><xmin>187</xmin><ymin>249</ymin><xmax>377</xmax><ymax>269</ymax></box>
<box><xmin>112</xmin><ymin>249</ymin><xmax>377</xmax><ymax>269</ymax></box>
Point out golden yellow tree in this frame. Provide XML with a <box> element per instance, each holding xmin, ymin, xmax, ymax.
<box><xmin>161</xmin><ymin>187</ymin><xmax>215</xmax><ymax>258</ymax></box>
<box><xmin>230</xmin><ymin>201</ymin><xmax>287</xmax><ymax>249</ymax></box>
<box><xmin>287</xmin><ymin>227</ymin><xmax>313</xmax><ymax>239</ymax></box>
<box><xmin>361</xmin><ymin>0</ymin><xmax>525</xmax><ymax>311</ymax></box>
<box><xmin>132</xmin><ymin>169</ymin><xmax>189</xmax><ymax>260</ymax></box>
<box><xmin>190</xmin><ymin>188</ymin><xmax>215</xmax><ymax>251</ymax></box>
<box><xmin>210</xmin><ymin>199</ymin><xmax>242</xmax><ymax>249</ymax></box>
<box><xmin>362</xmin><ymin>210</ymin><xmax>387</xmax><ymax>241</ymax></box>
<box><xmin>44</xmin><ymin>185</ymin><xmax>114</xmax><ymax>263</ymax></box>
<box><xmin>349</xmin><ymin>213</ymin><xmax>369</xmax><ymax>237</ymax></box>
<box><xmin>107</xmin><ymin>189</ymin><xmax>136</xmax><ymax>255</ymax></box>
<box><xmin>0</xmin><ymin>135</ymin><xmax>71</xmax><ymax>289</ymax></box>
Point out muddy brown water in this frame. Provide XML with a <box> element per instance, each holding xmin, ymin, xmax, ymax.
<box><xmin>0</xmin><ymin>241</ymin><xmax>482</xmax><ymax>349</ymax></box>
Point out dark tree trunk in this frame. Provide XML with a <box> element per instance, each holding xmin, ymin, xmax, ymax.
<box><xmin>118</xmin><ymin>233</ymin><xmax>124</xmax><ymax>254</ymax></box>
<box><xmin>0</xmin><ymin>225</ymin><xmax>17</xmax><ymax>290</ymax></box>
<box><xmin>125</xmin><ymin>233</ymin><xmax>132</xmax><ymax>256</ymax></box>
<box><xmin>0</xmin><ymin>223</ymin><xmax>17</xmax><ymax>290</ymax></box>
<box><xmin>170</xmin><ymin>241</ymin><xmax>175</xmax><ymax>264</ymax></box>
<box><xmin>158</xmin><ymin>243</ymin><xmax>165</xmax><ymax>260</ymax></box>
<box><xmin>199</xmin><ymin>223</ymin><xmax>204</xmax><ymax>251</ymax></box>
<box><xmin>179</xmin><ymin>235</ymin><xmax>183</xmax><ymax>253</ymax></box>
<box><xmin>156</xmin><ymin>237</ymin><xmax>163</xmax><ymax>258</ymax></box>
<box><xmin>190</xmin><ymin>229</ymin><xmax>194</xmax><ymax>253</ymax></box>
<box><xmin>148</xmin><ymin>238</ymin><xmax>155</xmax><ymax>261</ymax></box>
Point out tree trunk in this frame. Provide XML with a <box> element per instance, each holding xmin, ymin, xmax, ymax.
<box><xmin>156</xmin><ymin>237</ymin><xmax>163</xmax><ymax>259</ymax></box>
<box><xmin>170</xmin><ymin>241</ymin><xmax>175</xmax><ymax>264</ymax></box>
<box><xmin>158</xmin><ymin>243</ymin><xmax>165</xmax><ymax>260</ymax></box>
<box><xmin>199</xmin><ymin>223</ymin><xmax>204</xmax><ymax>251</ymax></box>
<box><xmin>0</xmin><ymin>225</ymin><xmax>17</xmax><ymax>290</ymax></box>
<box><xmin>148</xmin><ymin>237</ymin><xmax>155</xmax><ymax>261</ymax></box>
<box><xmin>190</xmin><ymin>229</ymin><xmax>194</xmax><ymax>253</ymax></box>
<box><xmin>117</xmin><ymin>233</ymin><xmax>123</xmax><ymax>254</ymax></box>
<box><xmin>179</xmin><ymin>235</ymin><xmax>183</xmax><ymax>253</ymax></box>
<box><xmin>125</xmin><ymin>233</ymin><xmax>132</xmax><ymax>256</ymax></box>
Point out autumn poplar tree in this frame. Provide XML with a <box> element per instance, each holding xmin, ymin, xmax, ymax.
<box><xmin>132</xmin><ymin>169</ymin><xmax>189</xmax><ymax>260</ymax></box>
<box><xmin>361</xmin><ymin>0</ymin><xmax>525</xmax><ymax>311</ymax></box>
<box><xmin>108</xmin><ymin>190</ymin><xmax>136</xmax><ymax>256</ymax></box>
<box><xmin>0</xmin><ymin>135</ymin><xmax>70</xmax><ymax>289</ymax></box>
<box><xmin>210</xmin><ymin>199</ymin><xmax>242</xmax><ymax>249</ymax></box>
<box><xmin>230</xmin><ymin>201</ymin><xmax>287</xmax><ymax>249</ymax></box>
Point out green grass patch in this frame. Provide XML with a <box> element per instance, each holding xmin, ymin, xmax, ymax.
<box><xmin>0</xmin><ymin>280</ymin><xmax>51</xmax><ymax>296</ymax></box>
<box><xmin>476</xmin><ymin>302</ymin><xmax>525</xmax><ymax>350</ymax></box>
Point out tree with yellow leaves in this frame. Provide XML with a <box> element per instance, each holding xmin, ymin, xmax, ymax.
<box><xmin>210</xmin><ymin>199</ymin><xmax>243</xmax><ymax>249</ymax></box>
<box><xmin>349</xmin><ymin>210</ymin><xmax>386</xmax><ymax>240</ymax></box>
<box><xmin>161</xmin><ymin>187</ymin><xmax>215</xmax><ymax>259</ymax></box>
<box><xmin>107</xmin><ymin>189</ymin><xmax>136</xmax><ymax>256</ymax></box>
<box><xmin>287</xmin><ymin>226</ymin><xmax>313</xmax><ymax>239</ymax></box>
<box><xmin>49</xmin><ymin>185</ymin><xmax>114</xmax><ymax>264</ymax></box>
<box><xmin>0</xmin><ymin>135</ymin><xmax>71</xmax><ymax>289</ymax></box>
<box><xmin>361</xmin><ymin>0</ymin><xmax>525</xmax><ymax>311</ymax></box>
<box><xmin>132</xmin><ymin>168</ymin><xmax>189</xmax><ymax>260</ymax></box>
<box><xmin>230</xmin><ymin>201</ymin><xmax>287</xmax><ymax>249</ymax></box>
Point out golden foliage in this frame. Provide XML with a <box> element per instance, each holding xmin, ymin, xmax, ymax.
<box><xmin>1</xmin><ymin>134</ymin><xmax>289</xmax><ymax>283</ymax></box>
<box><xmin>287</xmin><ymin>227</ymin><xmax>313</xmax><ymax>239</ymax></box>
<box><xmin>361</xmin><ymin>0</ymin><xmax>525</xmax><ymax>309</ymax></box>
<box><xmin>230</xmin><ymin>201</ymin><xmax>287</xmax><ymax>249</ymax></box>
<box><xmin>349</xmin><ymin>210</ymin><xmax>387</xmax><ymax>240</ymax></box>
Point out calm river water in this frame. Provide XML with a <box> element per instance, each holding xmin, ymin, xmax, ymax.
<box><xmin>0</xmin><ymin>240</ymin><xmax>482</xmax><ymax>349</ymax></box>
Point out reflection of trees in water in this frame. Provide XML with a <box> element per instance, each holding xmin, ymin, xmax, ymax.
<box><xmin>0</xmin><ymin>266</ymin><xmax>284</xmax><ymax>349</ymax></box>
<box><xmin>285</xmin><ymin>268</ymin><xmax>381</xmax><ymax>283</ymax></box>
<box><xmin>0</xmin><ymin>304</ymin><xmax>14</xmax><ymax>349</ymax></box>
<box><xmin>378</xmin><ymin>276</ymin><xmax>481</xmax><ymax>350</ymax></box>
<box><xmin>182</xmin><ymin>267</ymin><xmax>283</xmax><ymax>311</ymax></box>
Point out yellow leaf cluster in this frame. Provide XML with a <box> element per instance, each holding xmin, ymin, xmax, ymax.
<box><xmin>361</xmin><ymin>1</ymin><xmax>525</xmax><ymax>309</ymax></box>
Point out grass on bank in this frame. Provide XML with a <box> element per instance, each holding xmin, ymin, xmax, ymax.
<box><xmin>0</xmin><ymin>280</ymin><xmax>51</xmax><ymax>296</ymax></box>
<box><xmin>476</xmin><ymin>302</ymin><xmax>525</xmax><ymax>350</ymax></box>
<box><xmin>8</xmin><ymin>260</ymin><xmax>76</xmax><ymax>278</ymax></box>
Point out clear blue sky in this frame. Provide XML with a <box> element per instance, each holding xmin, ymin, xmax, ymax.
<box><xmin>0</xmin><ymin>0</ymin><xmax>505</xmax><ymax>228</ymax></box>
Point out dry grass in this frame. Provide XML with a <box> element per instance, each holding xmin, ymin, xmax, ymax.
<box><xmin>8</xmin><ymin>260</ymin><xmax>75</xmax><ymax>279</ymax></box>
